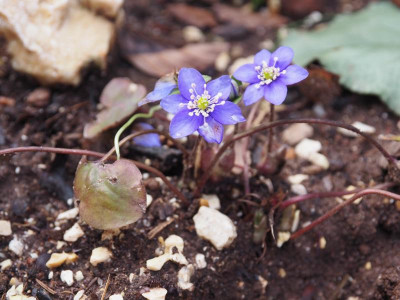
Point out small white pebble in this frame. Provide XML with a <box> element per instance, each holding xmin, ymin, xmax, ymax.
<box><xmin>146</xmin><ymin>194</ymin><xmax>153</xmax><ymax>207</ymax></box>
<box><xmin>9</xmin><ymin>237</ymin><xmax>24</xmax><ymax>256</ymax></box>
<box><xmin>74</xmin><ymin>290</ymin><xmax>85</xmax><ymax>300</ymax></box>
<box><xmin>0</xmin><ymin>220</ymin><xmax>12</xmax><ymax>236</ymax></box>
<box><xmin>319</xmin><ymin>237</ymin><xmax>327</xmax><ymax>249</ymax></box>
<box><xmin>15</xmin><ymin>167</ymin><xmax>21</xmax><ymax>174</ymax></box>
<box><xmin>365</xmin><ymin>261</ymin><xmax>372</xmax><ymax>270</ymax></box>
<box><xmin>195</xmin><ymin>253</ymin><xmax>207</xmax><ymax>269</ymax></box>
<box><xmin>48</xmin><ymin>271</ymin><xmax>54</xmax><ymax>280</ymax></box>
<box><xmin>75</xmin><ymin>271</ymin><xmax>84</xmax><ymax>281</ymax></box>
<box><xmin>57</xmin><ymin>208</ymin><xmax>79</xmax><ymax>220</ymax></box>
<box><xmin>141</xmin><ymin>288</ymin><xmax>167</xmax><ymax>300</ymax></box>
<box><xmin>177</xmin><ymin>264</ymin><xmax>195</xmax><ymax>291</ymax></box>
<box><xmin>64</xmin><ymin>223</ymin><xmax>84</xmax><ymax>242</ymax></box>
<box><xmin>60</xmin><ymin>270</ymin><xmax>74</xmax><ymax>286</ymax></box>
<box><xmin>276</xmin><ymin>232</ymin><xmax>291</xmax><ymax>248</ymax></box>
<box><xmin>0</xmin><ymin>259</ymin><xmax>12</xmax><ymax>271</ymax></box>
<box><xmin>291</xmin><ymin>184</ymin><xmax>307</xmax><ymax>196</ymax></box>
<box><xmin>201</xmin><ymin>194</ymin><xmax>221</xmax><ymax>210</ymax></box>
<box><xmin>288</xmin><ymin>174</ymin><xmax>309</xmax><ymax>185</ymax></box>
<box><xmin>295</xmin><ymin>139</ymin><xmax>321</xmax><ymax>158</ymax></box>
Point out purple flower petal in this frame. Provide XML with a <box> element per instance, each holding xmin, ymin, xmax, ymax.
<box><xmin>178</xmin><ymin>68</ymin><xmax>205</xmax><ymax>101</ymax></box>
<box><xmin>233</xmin><ymin>64</ymin><xmax>259</xmax><ymax>84</ymax></box>
<box><xmin>169</xmin><ymin>109</ymin><xmax>203</xmax><ymax>139</ymax></box>
<box><xmin>270</xmin><ymin>46</ymin><xmax>294</xmax><ymax>70</ymax></box>
<box><xmin>264</xmin><ymin>81</ymin><xmax>288</xmax><ymax>105</ymax></box>
<box><xmin>279</xmin><ymin>65</ymin><xmax>309</xmax><ymax>85</ymax></box>
<box><xmin>198</xmin><ymin>117</ymin><xmax>224</xmax><ymax>144</ymax></box>
<box><xmin>140</xmin><ymin>73</ymin><xmax>177</xmax><ymax>106</ymax></box>
<box><xmin>160</xmin><ymin>94</ymin><xmax>187</xmax><ymax>114</ymax></box>
<box><xmin>254</xmin><ymin>49</ymin><xmax>272</xmax><ymax>66</ymax></box>
<box><xmin>210</xmin><ymin>101</ymin><xmax>245</xmax><ymax>125</ymax></box>
<box><xmin>206</xmin><ymin>75</ymin><xmax>232</xmax><ymax>100</ymax></box>
<box><xmin>243</xmin><ymin>83</ymin><xmax>264</xmax><ymax>106</ymax></box>
<box><xmin>133</xmin><ymin>123</ymin><xmax>161</xmax><ymax>147</ymax></box>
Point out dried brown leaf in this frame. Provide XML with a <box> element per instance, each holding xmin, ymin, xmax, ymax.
<box><xmin>167</xmin><ymin>3</ymin><xmax>217</xmax><ymax>28</ymax></box>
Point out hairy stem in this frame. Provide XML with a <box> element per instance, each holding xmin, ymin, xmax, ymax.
<box><xmin>114</xmin><ymin>105</ymin><xmax>161</xmax><ymax>160</ymax></box>
<box><xmin>280</xmin><ymin>182</ymin><xmax>395</xmax><ymax>210</ymax></box>
<box><xmin>0</xmin><ymin>146</ymin><xmax>188</xmax><ymax>205</ymax></box>
<box><xmin>102</xmin><ymin>129</ymin><xmax>188</xmax><ymax>162</ymax></box>
<box><xmin>290</xmin><ymin>188</ymin><xmax>400</xmax><ymax>240</ymax></box>
<box><xmin>266</xmin><ymin>103</ymin><xmax>275</xmax><ymax>156</ymax></box>
<box><xmin>194</xmin><ymin>118</ymin><xmax>396</xmax><ymax>196</ymax></box>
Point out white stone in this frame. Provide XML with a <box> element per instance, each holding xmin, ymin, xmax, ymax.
<box><xmin>90</xmin><ymin>247</ymin><xmax>112</xmax><ymax>266</ymax></box>
<box><xmin>0</xmin><ymin>0</ymin><xmax>115</xmax><ymax>85</ymax></box>
<box><xmin>6</xmin><ymin>284</ymin><xmax>35</xmax><ymax>300</ymax></box>
<box><xmin>276</xmin><ymin>231</ymin><xmax>291</xmax><ymax>248</ymax></box>
<box><xmin>287</xmin><ymin>174</ymin><xmax>309</xmax><ymax>185</ymax></box>
<box><xmin>291</xmin><ymin>184</ymin><xmax>307</xmax><ymax>196</ymax></box>
<box><xmin>81</xmin><ymin>0</ymin><xmax>124</xmax><ymax>18</ymax></box>
<box><xmin>46</xmin><ymin>252</ymin><xmax>78</xmax><ymax>268</ymax></box>
<box><xmin>57</xmin><ymin>208</ymin><xmax>79</xmax><ymax>220</ymax></box>
<box><xmin>75</xmin><ymin>271</ymin><xmax>84</xmax><ymax>281</ymax></box>
<box><xmin>295</xmin><ymin>138</ymin><xmax>322</xmax><ymax>158</ymax></box>
<box><xmin>177</xmin><ymin>264</ymin><xmax>195</xmax><ymax>291</ymax></box>
<box><xmin>308</xmin><ymin>152</ymin><xmax>330</xmax><ymax>169</ymax></box>
<box><xmin>109</xmin><ymin>294</ymin><xmax>124</xmax><ymax>300</ymax></box>
<box><xmin>201</xmin><ymin>194</ymin><xmax>221</xmax><ymax>210</ymax></box>
<box><xmin>282</xmin><ymin>124</ymin><xmax>314</xmax><ymax>146</ymax></box>
<box><xmin>0</xmin><ymin>220</ymin><xmax>12</xmax><ymax>236</ymax></box>
<box><xmin>64</xmin><ymin>223</ymin><xmax>84</xmax><ymax>242</ymax></box>
<box><xmin>182</xmin><ymin>26</ymin><xmax>205</xmax><ymax>43</ymax></box>
<box><xmin>338</xmin><ymin>121</ymin><xmax>376</xmax><ymax>137</ymax></box>
<box><xmin>1</xmin><ymin>259</ymin><xmax>12</xmax><ymax>271</ymax></box>
<box><xmin>141</xmin><ymin>288</ymin><xmax>167</xmax><ymax>300</ymax></box>
<box><xmin>60</xmin><ymin>270</ymin><xmax>74</xmax><ymax>286</ymax></box>
<box><xmin>193</xmin><ymin>206</ymin><xmax>237</xmax><ymax>250</ymax></box>
<box><xmin>146</xmin><ymin>194</ymin><xmax>153</xmax><ymax>207</ymax></box>
<box><xmin>146</xmin><ymin>254</ymin><xmax>171</xmax><ymax>271</ymax></box>
<box><xmin>195</xmin><ymin>253</ymin><xmax>207</xmax><ymax>269</ymax></box>
<box><xmin>9</xmin><ymin>237</ymin><xmax>24</xmax><ymax>256</ymax></box>
<box><xmin>73</xmin><ymin>290</ymin><xmax>85</xmax><ymax>300</ymax></box>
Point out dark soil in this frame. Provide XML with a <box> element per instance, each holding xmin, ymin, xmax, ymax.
<box><xmin>1</xmin><ymin>1</ymin><xmax>400</xmax><ymax>299</ymax></box>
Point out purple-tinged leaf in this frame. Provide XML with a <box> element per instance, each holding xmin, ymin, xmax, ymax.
<box><xmin>74</xmin><ymin>159</ymin><xmax>146</xmax><ymax>230</ymax></box>
<box><xmin>83</xmin><ymin>78</ymin><xmax>146</xmax><ymax>139</ymax></box>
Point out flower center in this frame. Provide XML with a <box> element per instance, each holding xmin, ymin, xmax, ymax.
<box><xmin>181</xmin><ymin>83</ymin><xmax>226</xmax><ymax>126</ymax></box>
<box><xmin>197</xmin><ymin>96</ymin><xmax>209</xmax><ymax>110</ymax></box>
<box><xmin>254</xmin><ymin>57</ymin><xmax>286</xmax><ymax>89</ymax></box>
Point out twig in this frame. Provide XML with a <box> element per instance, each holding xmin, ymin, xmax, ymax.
<box><xmin>0</xmin><ymin>146</ymin><xmax>188</xmax><ymax>205</ymax></box>
<box><xmin>101</xmin><ymin>275</ymin><xmax>111</xmax><ymax>300</ymax></box>
<box><xmin>194</xmin><ymin>118</ymin><xmax>397</xmax><ymax>196</ymax></box>
<box><xmin>290</xmin><ymin>188</ymin><xmax>400</xmax><ymax>240</ymax></box>
<box><xmin>36</xmin><ymin>279</ymin><xmax>56</xmax><ymax>295</ymax></box>
<box><xmin>101</xmin><ymin>129</ymin><xmax>188</xmax><ymax>162</ymax></box>
<box><xmin>280</xmin><ymin>182</ymin><xmax>395</xmax><ymax>210</ymax></box>
<box><xmin>148</xmin><ymin>218</ymin><xmax>175</xmax><ymax>239</ymax></box>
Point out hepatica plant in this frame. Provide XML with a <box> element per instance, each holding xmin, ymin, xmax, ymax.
<box><xmin>161</xmin><ymin>68</ymin><xmax>245</xmax><ymax>143</ymax></box>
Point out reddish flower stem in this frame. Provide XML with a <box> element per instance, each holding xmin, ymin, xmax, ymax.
<box><xmin>266</xmin><ymin>103</ymin><xmax>275</xmax><ymax>156</ymax></box>
<box><xmin>280</xmin><ymin>182</ymin><xmax>395</xmax><ymax>210</ymax></box>
<box><xmin>290</xmin><ymin>188</ymin><xmax>400</xmax><ymax>240</ymax></box>
<box><xmin>101</xmin><ymin>129</ymin><xmax>189</xmax><ymax>162</ymax></box>
<box><xmin>194</xmin><ymin>118</ymin><xmax>397</xmax><ymax>197</ymax></box>
<box><xmin>0</xmin><ymin>146</ymin><xmax>188</xmax><ymax>205</ymax></box>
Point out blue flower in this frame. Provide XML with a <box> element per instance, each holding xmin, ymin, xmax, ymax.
<box><xmin>139</xmin><ymin>73</ymin><xmax>177</xmax><ymax>106</ymax></box>
<box><xmin>132</xmin><ymin>123</ymin><xmax>161</xmax><ymax>148</ymax></box>
<box><xmin>233</xmin><ymin>46</ymin><xmax>309</xmax><ymax>106</ymax></box>
<box><xmin>161</xmin><ymin>68</ymin><xmax>245</xmax><ymax>144</ymax></box>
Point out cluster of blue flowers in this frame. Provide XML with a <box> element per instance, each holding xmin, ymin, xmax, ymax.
<box><xmin>144</xmin><ymin>46</ymin><xmax>308</xmax><ymax>144</ymax></box>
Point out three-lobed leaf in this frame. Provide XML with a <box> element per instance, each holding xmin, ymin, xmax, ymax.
<box><xmin>282</xmin><ymin>2</ymin><xmax>400</xmax><ymax>115</ymax></box>
<box><xmin>74</xmin><ymin>159</ymin><xmax>147</xmax><ymax>230</ymax></box>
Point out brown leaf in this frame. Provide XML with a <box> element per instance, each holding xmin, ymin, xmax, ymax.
<box><xmin>83</xmin><ymin>78</ymin><xmax>146</xmax><ymax>139</ymax></box>
<box><xmin>128</xmin><ymin>42</ymin><xmax>229</xmax><ymax>77</ymax></box>
<box><xmin>213</xmin><ymin>4</ymin><xmax>287</xmax><ymax>30</ymax></box>
<box><xmin>167</xmin><ymin>3</ymin><xmax>217</xmax><ymax>28</ymax></box>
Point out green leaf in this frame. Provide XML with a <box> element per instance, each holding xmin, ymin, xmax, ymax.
<box><xmin>282</xmin><ymin>2</ymin><xmax>400</xmax><ymax>115</ymax></box>
<box><xmin>83</xmin><ymin>78</ymin><xmax>147</xmax><ymax>139</ymax></box>
<box><xmin>74</xmin><ymin>159</ymin><xmax>146</xmax><ymax>230</ymax></box>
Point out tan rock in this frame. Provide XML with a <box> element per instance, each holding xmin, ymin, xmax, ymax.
<box><xmin>0</xmin><ymin>0</ymin><xmax>115</xmax><ymax>85</ymax></box>
<box><xmin>0</xmin><ymin>220</ymin><xmax>12</xmax><ymax>236</ymax></box>
<box><xmin>141</xmin><ymin>288</ymin><xmax>167</xmax><ymax>300</ymax></box>
<box><xmin>46</xmin><ymin>252</ymin><xmax>79</xmax><ymax>268</ymax></box>
<box><xmin>81</xmin><ymin>0</ymin><xmax>123</xmax><ymax>19</ymax></box>
<box><xmin>90</xmin><ymin>247</ymin><xmax>112</xmax><ymax>266</ymax></box>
